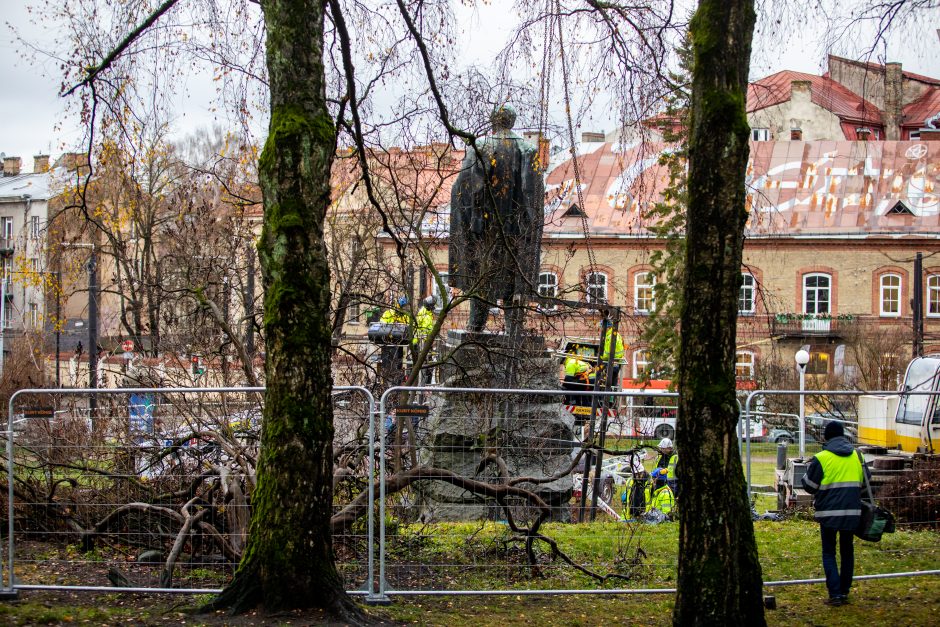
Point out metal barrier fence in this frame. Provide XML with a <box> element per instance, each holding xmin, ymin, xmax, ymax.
<box><xmin>2</xmin><ymin>384</ymin><xmax>937</xmax><ymax>600</ymax></box>
<box><xmin>1</xmin><ymin>386</ymin><xmax>375</xmax><ymax>597</ymax></box>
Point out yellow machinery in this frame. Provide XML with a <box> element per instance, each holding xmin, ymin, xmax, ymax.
<box><xmin>859</xmin><ymin>354</ymin><xmax>940</xmax><ymax>454</ymax></box>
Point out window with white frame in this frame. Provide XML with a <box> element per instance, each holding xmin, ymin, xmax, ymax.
<box><xmin>879</xmin><ymin>274</ymin><xmax>901</xmax><ymax>317</ymax></box>
<box><xmin>29</xmin><ymin>216</ymin><xmax>40</xmax><ymax>239</ymax></box>
<box><xmin>803</xmin><ymin>273</ymin><xmax>831</xmax><ymax>315</ymax></box>
<box><xmin>29</xmin><ymin>258</ymin><xmax>39</xmax><ymax>273</ymax></box>
<box><xmin>928</xmin><ymin>275</ymin><xmax>940</xmax><ymax>318</ymax></box>
<box><xmin>28</xmin><ymin>303</ymin><xmax>38</xmax><ymax>328</ymax></box>
<box><xmin>537</xmin><ymin>271</ymin><xmax>558</xmax><ymax>308</ymax></box>
<box><xmin>431</xmin><ymin>272</ymin><xmax>449</xmax><ymax>309</ymax></box>
<box><xmin>1</xmin><ymin>217</ymin><xmax>13</xmax><ymax>240</ymax></box>
<box><xmin>735</xmin><ymin>351</ymin><xmax>755</xmax><ymax>379</ymax></box>
<box><xmin>751</xmin><ymin>128</ymin><xmax>770</xmax><ymax>141</ymax></box>
<box><xmin>632</xmin><ymin>349</ymin><xmax>651</xmax><ymax>379</ymax></box>
<box><xmin>586</xmin><ymin>271</ymin><xmax>608</xmax><ymax>304</ymax></box>
<box><xmin>2</xmin><ymin>303</ymin><xmax>12</xmax><ymax>329</ymax></box>
<box><xmin>634</xmin><ymin>271</ymin><xmax>655</xmax><ymax>313</ymax></box>
<box><xmin>739</xmin><ymin>273</ymin><xmax>755</xmax><ymax>314</ymax></box>
<box><xmin>1</xmin><ymin>257</ymin><xmax>11</xmax><ymax>283</ymax></box>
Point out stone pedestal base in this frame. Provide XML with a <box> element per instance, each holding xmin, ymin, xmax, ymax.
<box><xmin>417</xmin><ymin>332</ymin><xmax>574</xmax><ymax>521</ymax></box>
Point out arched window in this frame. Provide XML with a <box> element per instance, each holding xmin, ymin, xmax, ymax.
<box><xmin>880</xmin><ymin>274</ymin><xmax>901</xmax><ymax>317</ymax></box>
<box><xmin>586</xmin><ymin>271</ymin><xmax>608</xmax><ymax>304</ymax></box>
<box><xmin>634</xmin><ymin>271</ymin><xmax>656</xmax><ymax>314</ymax></box>
<box><xmin>803</xmin><ymin>273</ymin><xmax>830</xmax><ymax>315</ymax></box>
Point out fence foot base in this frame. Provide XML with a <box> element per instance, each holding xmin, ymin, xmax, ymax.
<box><xmin>364</xmin><ymin>593</ymin><xmax>392</xmax><ymax>606</ymax></box>
<box><xmin>0</xmin><ymin>590</ymin><xmax>19</xmax><ymax>601</ymax></box>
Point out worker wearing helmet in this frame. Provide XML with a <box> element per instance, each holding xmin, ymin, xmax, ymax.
<box><xmin>645</xmin><ymin>468</ymin><xmax>676</xmax><ymax>518</ymax></box>
<box><xmin>380</xmin><ymin>295</ymin><xmax>411</xmax><ymax>325</ymax></box>
<box><xmin>414</xmin><ymin>296</ymin><xmax>436</xmax><ymax>346</ymax></box>
<box><xmin>654</xmin><ymin>437</ymin><xmax>678</xmax><ymax>493</ymax></box>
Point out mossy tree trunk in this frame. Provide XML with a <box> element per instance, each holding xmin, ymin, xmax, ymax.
<box><xmin>674</xmin><ymin>0</ymin><xmax>765</xmax><ymax>625</ymax></box>
<box><xmin>206</xmin><ymin>0</ymin><xmax>361</xmax><ymax>619</ymax></box>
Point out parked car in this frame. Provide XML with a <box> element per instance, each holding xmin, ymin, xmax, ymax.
<box><xmin>769</xmin><ymin>412</ymin><xmax>856</xmax><ymax>445</ymax></box>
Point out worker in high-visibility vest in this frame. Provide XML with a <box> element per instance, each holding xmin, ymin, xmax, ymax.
<box><xmin>598</xmin><ymin>318</ymin><xmax>625</xmax><ymax>384</ymax></box>
<box><xmin>380</xmin><ymin>295</ymin><xmax>411</xmax><ymax>325</ymax></box>
<box><xmin>655</xmin><ymin>437</ymin><xmax>679</xmax><ymax>494</ymax></box>
<box><xmin>414</xmin><ymin>296</ymin><xmax>436</xmax><ymax>346</ymax></box>
<box><xmin>801</xmin><ymin>420</ymin><xmax>867</xmax><ymax>606</ymax></box>
<box><xmin>562</xmin><ymin>353</ymin><xmax>593</xmax><ymax>410</ymax></box>
<box><xmin>645</xmin><ymin>468</ymin><xmax>676</xmax><ymax>518</ymax></box>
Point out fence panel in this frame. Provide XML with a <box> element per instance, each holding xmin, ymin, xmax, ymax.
<box><xmin>2</xmin><ymin>386</ymin><xmax>374</xmax><ymax>595</ymax></box>
<box><xmin>376</xmin><ymin>386</ymin><xmax>681</xmax><ymax>596</ymax></box>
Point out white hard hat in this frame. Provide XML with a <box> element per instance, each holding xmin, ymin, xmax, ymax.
<box><xmin>658</xmin><ymin>437</ymin><xmax>673</xmax><ymax>449</ymax></box>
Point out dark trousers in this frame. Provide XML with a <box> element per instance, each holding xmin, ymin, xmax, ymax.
<box><xmin>820</xmin><ymin>526</ymin><xmax>855</xmax><ymax>598</ymax></box>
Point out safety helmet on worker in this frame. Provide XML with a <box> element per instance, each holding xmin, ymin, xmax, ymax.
<box><xmin>423</xmin><ymin>295</ymin><xmax>436</xmax><ymax>309</ymax></box>
<box><xmin>658</xmin><ymin>437</ymin><xmax>673</xmax><ymax>450</ymax></box>
<box><xmin>397</xmin><ymin>295</ymin><xmax>409</xmax><ymax>307</ymax></box>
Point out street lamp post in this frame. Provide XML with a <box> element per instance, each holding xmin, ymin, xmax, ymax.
<box><xmin>795</xmin><ymin>349</ymin><xmax>810</xmax><ymax>458</ymax></box>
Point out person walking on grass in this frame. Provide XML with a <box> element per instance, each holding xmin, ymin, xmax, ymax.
<box><xmin>801</xmin><ymin>421</ymin><xmax>868</xmax><ymax>607</ymax></box>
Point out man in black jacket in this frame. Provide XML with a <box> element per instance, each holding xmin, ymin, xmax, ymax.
<box><xmin>801</xmin><ymin>421</ymin><xmax>867</xmax><ymax>606</ymax></box>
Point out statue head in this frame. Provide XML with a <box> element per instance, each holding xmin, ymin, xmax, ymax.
<box><xmin>490</xmin><ymin>105</ymin><xmax>517</xmax><ymax>131</ymax></box>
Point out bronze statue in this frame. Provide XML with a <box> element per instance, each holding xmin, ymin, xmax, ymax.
<box><xmin>448</xmin><ymin>105</ymin><xmax>545</xmax><ymax>335</ymax></box>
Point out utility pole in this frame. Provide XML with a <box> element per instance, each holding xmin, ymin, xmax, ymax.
<box><xmin>913</xmin><ymin>252</ymin><xmax>924</xmax><ymax>359</ymax></box>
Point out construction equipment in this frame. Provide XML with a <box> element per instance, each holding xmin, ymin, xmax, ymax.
<box><xmin>775</xmin><ymin>354</ymin><xmax>940</xmax><ymax>510</ymax></box>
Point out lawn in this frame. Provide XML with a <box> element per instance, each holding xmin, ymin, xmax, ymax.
<box><xmin>1</xmin><ymin>519</ymin><xmax>936</xmax><ymax>625</ymax></box>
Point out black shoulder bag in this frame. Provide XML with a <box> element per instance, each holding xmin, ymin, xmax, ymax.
<box><xmin>855</xmin><ymin>450</ymin><xmax>896</xmax><ymax>542</ymax></box>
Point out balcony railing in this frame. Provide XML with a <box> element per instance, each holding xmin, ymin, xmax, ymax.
<box><xmin>771</xmin><ymin>313</ymin><xmax>856</xmax><ymax>338</ymax></box>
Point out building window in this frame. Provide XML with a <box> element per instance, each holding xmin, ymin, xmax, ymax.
<box><xmin>751</xmin><ymin>128</ymin><xmax>770</xmax><ymax>141</ymax></box>
<box><xmin>28</xmin><ymin>303</ymin><xmax>38</xmax><ymax>328</ymax></box>
<box><xmin>29</xmin><ymin>258</ymin><xmax>39</xmax><ymax>273</ymax></box>
<box><xmin>735</xmin><ymin>351</ymin><xmax>755</xmax><ymax>379</ymax></box>
<box><xmin>928</xmin><ymin>275</ymin><xmax>940</xmax><ymax>318</ymax></box>
<box><xmin>1</xmin><ymin>257</ymin><xmax>11</xmax><ymax>283</ymax></box>
<box><xmin>586</xmin><ymin>271</ymin><xmax>608</xmax><ymax>304</ymax></box>
<box><xmin>1</xmin><ymin>304</ymin><xmax>11</xmax><ymax>330</ymax></box>
<box><xmin>431</xmin><ymin>272</ymin><xmax>449</xmax><ymax>309</ymax></box>
<box><xmin>537</xmin><ymin>271</ymin><xmax>558</xmax><ymax>309</ymax></box>
<box><xmin>632</xmin><ymin>349</ymin><xmax>651</xmax><ymax>379</ymax></box>
<box><xmin>790</xmin><ymin>128</ymin><xmax>802</xmax><ymax>141</ymax></box>
<box><xmin>634</xmin><ymin>271</ymin><xmax>655</xmax><ymax>313</ymax></box>
<box><xmin>29</xmin><ymin>216</ymin><xmax>40</xmax><ymax>239</ymax></box>
<box><xmin>1</xmin><ymin>217</ymin><xmax>13</xmax><ymax>240</ymax></box>
<box><xmin>739</xmin><ymin>273</ymin><xmax>755</xmax><ymax>314</ymax></box>
<box><xmin>803</xmin><ymin>273</ymin><xmax>831</xmax><ymax>315</ymax></box>
<box><xmin>346</xmin><ymin>298</ymin><xmax>361</xmax><ymax>324</ymax></box>
<box><xmin>879</xmin><ymin>274</ymin><xmax>901</xmax><ymax>317</ymax></box>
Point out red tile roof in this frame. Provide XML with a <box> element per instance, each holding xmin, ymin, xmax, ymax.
<box><xmin>747</xmin><ymin>70</ymin><xmax>883</xmax><ymax>125</ymax></box>
<box><xmin>544</xmin><ymin>140</ymin><xmax>940</xmax><ymax>238</ymax></box>
<box><xmin>903</xmin><ymin>89</ymin><xmax>940</xmax><ymax>129</ymax></box>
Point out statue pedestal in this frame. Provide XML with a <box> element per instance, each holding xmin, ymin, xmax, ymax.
<box><xmin>417</xmin><ymin>331</ymin><xmax>574</xmax><ymax>522</ymax></box>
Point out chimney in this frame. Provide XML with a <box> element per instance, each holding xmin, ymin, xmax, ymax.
<box><xmin>581</xmin><ymin>131</ymin><xmax>606</xmax><ymax>143</ymax></box>
<box><xmin>3</xmin><ymin>156</ymin><xmax>22</xmax><ymax>177</ymax></box>
<box><xmin>790</xmin><ymin>80</ymin><xmax>812</xmax><ymax>102</ymax></box>
<box><xmin>33</xmin><ymin>154</ymin><xmax>50</xmax><ymax>173</ymax></box>
<box><xmin>883</xmin><ymin>62</ymin><xmax>902</xmax><ymax>140</ymax></box>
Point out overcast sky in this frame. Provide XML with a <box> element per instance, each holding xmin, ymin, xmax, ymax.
<box><xmin>2</xmin><ymin>1</ymin><xmax>938</xmax><ymax>173</ymax></box>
